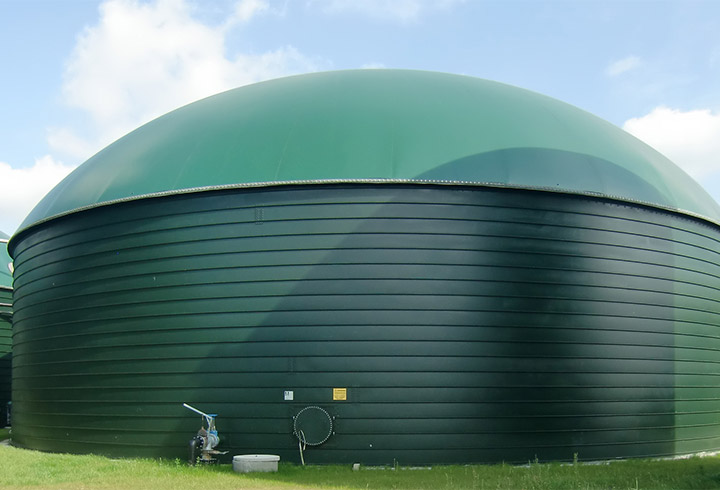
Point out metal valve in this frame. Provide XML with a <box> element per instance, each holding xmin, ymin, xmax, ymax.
<box><xmin>183</xmin><ymin>403</ymin><xmax>227</xmax><ymax>465</ymax></box>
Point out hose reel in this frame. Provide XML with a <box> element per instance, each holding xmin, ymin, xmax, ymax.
<box><xmin>293</xmin><ymin>406</ymin><xmax>333</xmax><ymax>464</ymax></box>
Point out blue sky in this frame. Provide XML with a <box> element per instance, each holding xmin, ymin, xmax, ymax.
<box><xmin>1</xmin><ymin>0</ymin><xmax>719</xmax><ymax>234</ymax></box>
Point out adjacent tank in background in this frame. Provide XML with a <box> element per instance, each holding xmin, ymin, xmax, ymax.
<box><xmin>8</xmin><ymin>70</ymin><xmax>720</xmax><ymax>464</ymax></box>
<box><xmin>0</xmin><ymin>231</ymin><xmax>12</xmax><ymax>426</ymax></box>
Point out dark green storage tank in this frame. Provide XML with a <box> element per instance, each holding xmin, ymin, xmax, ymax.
<box><xmin>8</xmin><ymin>70</ymin><xmax>720</xmax><ymax>464</ymax></box>
<box><xmin>0</xmin><ymin>231</ymin><xmax>12</xmax><ymax>426</ymax></box>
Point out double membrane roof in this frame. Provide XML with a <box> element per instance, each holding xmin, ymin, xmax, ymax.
<box><xmin>0</xmin><ymin>231</ymin><xmax>12</xmax><ymax>288</ymax></box>
<box><xmin>16</xmin><ymin>70</ymin><xmax>720</xmax><ymax>236</ymax></box>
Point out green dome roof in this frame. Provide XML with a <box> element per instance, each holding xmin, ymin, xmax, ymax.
<box><xmin>0</xmin><ymin>233</ymin><xmax>11</xmax><ymax>288</ymax></box>
<box><xmin>16</xmin><ymin>70</ymin><xmax>720</xmax><ymax>234</ymax></box>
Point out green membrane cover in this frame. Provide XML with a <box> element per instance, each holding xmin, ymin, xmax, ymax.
<box><xmin>0</xmin><ymin>234</ymin><xmax>12</xmax><ymax>289</ymax></box>
<box><xmin>15</xmin><ymin>70</ymin><xmax>720</xmax><ymax>238</ymax></box>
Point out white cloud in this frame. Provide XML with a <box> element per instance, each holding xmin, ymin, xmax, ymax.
<box><xmin>0</xmin><ymin>156</ymin><xmax>77</xmax><ymax>235</ymax></box>
<box><xmin>3</xmin><ymin>0</ymin><xmax>321</xmax><ymax>235</ymax></box>
<box><xmin>309</xmin><ymin>0</ymin><xmax>465</xmax><ymax>22</ymax></box>
<box><xmin>623</xmin><ymin>106</ymin><xmax>720</xmax><ymax>180</ymax></box>
<box><xmin>46</xmin><ymin>127</ymin><xmax>98</xmax><ymax>162</ymax></box>
<box><xmin>53</xmin><ymin>0</ymin><xmax>322</xmax><ymax>162</ymax></box>
<box><xmin>606</xmin><ymin>56</ymin><xmax>641</xmax><ymax>77</ymax></box>
<box><xmin>225</xmin><ymin>0</ymin><xmax>269</xmax><ymax>25</ymax></box>
<box><xmin>623</xmin><ymin>106</ymin><xmax>720</xmax><ymax>208</ymax></box>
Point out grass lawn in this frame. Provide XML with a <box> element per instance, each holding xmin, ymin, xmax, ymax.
<box><xmin>1</xmin><ymin>437</ymin><xmax>720</xmax><ymax>489</ymax></box>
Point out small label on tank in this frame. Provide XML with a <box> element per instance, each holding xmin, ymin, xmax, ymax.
<box><xmin>333</xmin><ymin>388</ymin><xmax>347</xmax><ymax>401</ymax></box>
<box><xmin>284</xmin><ymin>390</ymin><xmax>294</xmax><ymax>401</ymax></box>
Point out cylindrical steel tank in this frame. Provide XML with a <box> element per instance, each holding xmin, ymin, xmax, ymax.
<box><xmin>8</xmin><ymin>71</ymin><xmax>720</xmax><ymax>464</ymax></box>
<box><xmin>0</xmin><ymin>231</ymin><xmax>12</xmax><ymax>426</ymax></box>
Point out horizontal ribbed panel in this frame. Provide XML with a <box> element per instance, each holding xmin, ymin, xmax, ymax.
<box><xmin>10</xmin><ymin>185</ymin><xmax>720</xmax><ymax>463</ymax></box>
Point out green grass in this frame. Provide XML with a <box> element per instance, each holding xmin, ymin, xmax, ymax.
<box><xmin>1</xmin><ymin>443</ymin><xmax>720</xmax><ymax>490</ymax></box>
<box><xmin>0</xmin><ymin>427</ymin><xmax>9</xmax><ymax>441</ymax></box>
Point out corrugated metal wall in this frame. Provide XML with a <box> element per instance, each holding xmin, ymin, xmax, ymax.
<box><xmin>0</xmin><ymin>286</ymin><xmax>11</xmax><ymax>425</ymax></box>
<box><xmin>9</xmin><ymin>185</ymin><xmax>720</xmax><ymax>464</ymax></box>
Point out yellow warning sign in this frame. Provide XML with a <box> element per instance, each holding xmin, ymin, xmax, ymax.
<box><xmin>333</xmin><ymin>388</ymin><xmax>347</xmax><ymax>401</ymax></box>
